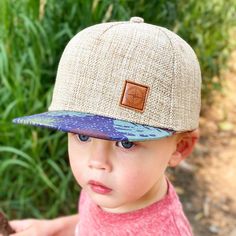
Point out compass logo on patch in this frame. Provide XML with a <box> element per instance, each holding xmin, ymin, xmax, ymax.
<box><xmin>120</xmin><ymin>80</ymin><xmax>149</xmax><ymax>112</ymax></box>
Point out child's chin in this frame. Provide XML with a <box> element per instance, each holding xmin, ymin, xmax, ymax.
<box><xmin>88</xmin><ymin>192</ymin><xmax>122</xmax><ymax>211</ymax></box>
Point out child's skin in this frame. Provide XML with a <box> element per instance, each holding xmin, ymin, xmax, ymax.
<box><xmin>10</xmin><ymin>130</ymin><xmax>199</xmax><ymax>236</ymax></box>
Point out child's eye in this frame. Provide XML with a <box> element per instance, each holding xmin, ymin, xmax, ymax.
<box><xmin>116</xmin><ymin>141</ymin><xmax>135</xmax><ymax>149</ymax></box>
<box><xmin>76</xmin><ymin>134</ymin><xmax>90</xmax><ymax>142</ymax></box>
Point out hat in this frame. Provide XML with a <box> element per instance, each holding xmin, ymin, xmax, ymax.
<box><xmin>13</xmin><ymin>16</ymin><xmax>201</xmax><ymax>141</ymax></box>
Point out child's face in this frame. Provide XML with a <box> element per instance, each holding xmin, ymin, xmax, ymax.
<box><xmin>68</xmin><ymin>133</ymin><xmax>178</xmax><ymax>213</ymax></box>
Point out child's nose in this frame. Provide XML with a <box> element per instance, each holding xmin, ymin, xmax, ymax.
<box><xmin>88</xmin><ymin>142</ymin><xmax>112</xmax><ymax>172</ymax></box>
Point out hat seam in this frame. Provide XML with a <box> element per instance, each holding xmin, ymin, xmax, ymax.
<box><xmin>158</xmin><ymin>27</ymin><xmax>176</xmax><ymax>129</ymax></box>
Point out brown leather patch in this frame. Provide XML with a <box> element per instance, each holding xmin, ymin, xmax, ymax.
<box><xmin>120</xmin><ymin>80</ymin><xmax>149</xmax><ymax>112</ymax></box>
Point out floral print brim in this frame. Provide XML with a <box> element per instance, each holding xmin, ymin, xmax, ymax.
<box><xmin>13</xmin><ymin>111</ymin><xmax>175</xmax><ymax>141</ymax></box>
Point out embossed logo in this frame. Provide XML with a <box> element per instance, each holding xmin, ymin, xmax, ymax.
<box><xmin>120</xmin><ymin>80</ymin><xmax>149</xmax><ymax>112</ymax></box>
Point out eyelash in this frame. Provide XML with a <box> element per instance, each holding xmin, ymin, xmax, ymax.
<box><xmin>116</xmin><ymin>140</ymin><xmax>135</xmax><ymax>149</ymax></box>
<box><xmin>74</xmin><ymin>134</ymin><xmax>136</xmax><ymax>150</ymax></box>
<box><xmin>76</xmin><ymin>134</ymin><xmax>90</xmax><ymax>142</ymax></box>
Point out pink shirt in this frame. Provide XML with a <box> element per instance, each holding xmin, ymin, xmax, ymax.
<box><xmin>76</xmin><ymin>179</ymin><xmax>193</xmax><ymax>236</ymax></box>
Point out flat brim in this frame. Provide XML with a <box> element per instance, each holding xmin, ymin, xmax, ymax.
<box><xmin>13</xmin><ymin>111</ymin><xmax>175</xmax><ymax>141</ymax></box>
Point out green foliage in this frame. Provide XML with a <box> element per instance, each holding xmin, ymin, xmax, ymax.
<box><xmin>175</xmin><ymin>0</ymin><xmax>236</xmax><ymax>97</ymax></box>
<box><xmin>0</xmin><ymin>0</ymin><xmax>235</xmax><ymax>219</ymax></box>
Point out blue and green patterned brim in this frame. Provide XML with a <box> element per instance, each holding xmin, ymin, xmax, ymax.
<box><xmin>13</xmin><ymin>111</ymin><xmax>175</xmax><ymax>141</ymax></box>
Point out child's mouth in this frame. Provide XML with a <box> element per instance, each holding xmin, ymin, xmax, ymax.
<box><xmin>88</xmin><ymin>180</ymin><xmax>112</xmax><ymax>194</ymax></box>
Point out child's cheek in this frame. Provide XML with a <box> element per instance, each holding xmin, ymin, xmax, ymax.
<box><xmin>118</xmin><ymin>165</ymin><xmax>160</xmax><ymax>198</ymax></box>
<box><xmin>69</xmin><ymin>156</ymin><xmax>86</xmax><ymax>187</ymax></box>
<box><xmin>119</xmin><ymin>169</ymin><xmax>146</xmax><ymax>194</ymax></box>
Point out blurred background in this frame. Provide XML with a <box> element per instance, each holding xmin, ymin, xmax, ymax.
<box><xmin>0</xmin><ymin>0</ymin><xmax>236</xmax><ymax>235</ymax></box>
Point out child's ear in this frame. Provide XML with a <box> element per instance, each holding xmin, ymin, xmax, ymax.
<box><xmin>168</xmin><ymin>129</ymin><xmax>199</xmax><ymax>167</ymax></box>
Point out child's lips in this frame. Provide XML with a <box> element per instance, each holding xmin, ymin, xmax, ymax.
<box><xmin>88</xmin><ymin>180</ymin><xmax>112</xmax><ymax>194</ymax></box>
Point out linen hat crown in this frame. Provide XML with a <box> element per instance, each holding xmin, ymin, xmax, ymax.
<box><xmin>49</xmin><ymin>16</ymin><xmax>201</xmax><ymax>131</ymax></box>
<box><xmin>13</xmin><ymin>17</ymin><xmax>201</xmax><ymax>141</ymax></box>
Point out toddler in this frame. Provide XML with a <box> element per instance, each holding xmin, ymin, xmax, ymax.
<box><xmin>11</xmin><ymin>16</ymin><xmax>201</xmax><ymax>235</ymax></box>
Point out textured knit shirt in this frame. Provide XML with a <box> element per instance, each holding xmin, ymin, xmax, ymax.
<box><xmin>76</xmin><ymin>180</ymin><xmax>193</xmax><ymax>236</ymax></box>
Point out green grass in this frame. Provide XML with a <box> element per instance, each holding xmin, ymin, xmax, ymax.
<box><xmin>0</xmin><ymin>0</ymin><xmax>235</xmax><ymax>219</ymax></box>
